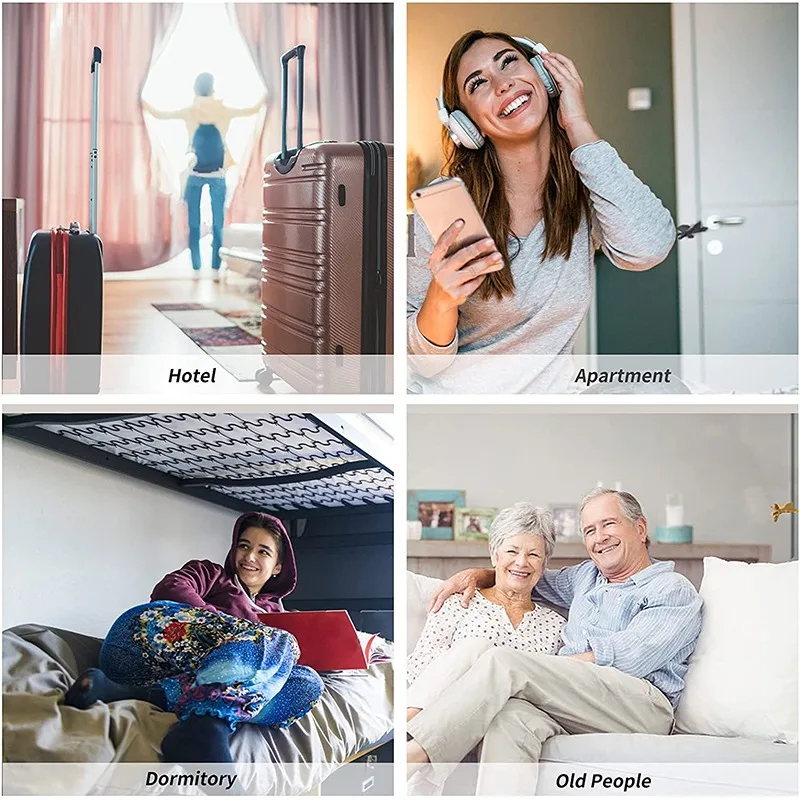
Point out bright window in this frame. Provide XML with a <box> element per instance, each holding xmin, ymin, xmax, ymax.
<box><xmin>140</xmin><ymin>3</ymin><xmax>266</xmax><ymax>199</ymax></box>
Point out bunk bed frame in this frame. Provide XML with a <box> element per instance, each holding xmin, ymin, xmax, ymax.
<box><xmin>3</xmin><ymin>412</ymin><xmax>394</xmax><ymax>523</ymax></box>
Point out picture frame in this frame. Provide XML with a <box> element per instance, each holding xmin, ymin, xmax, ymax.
<box><xmin>407</xmin><ymin>490</ymin><xmax>466</xmax><ymax>540</ymax></box>
<box><xmin>550</xmin><ymin>504</ymin><xmax>580</xmax><ymax>541</ymax></box>
<box><xmin>454</xmin><ymin>507</ymin><xmax>497</xmax><ymax>541</ymax></box>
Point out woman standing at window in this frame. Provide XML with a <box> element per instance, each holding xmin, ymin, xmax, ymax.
<box><xmin>143</xmin><ymin>73</ymin><xmax>265</xmax><ymax>278</ymax></box>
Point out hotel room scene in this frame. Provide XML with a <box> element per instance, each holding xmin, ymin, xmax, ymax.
<box><xmin>2</xmin><ymin>2</ymin><xmax>393</xmax><ymax>394</ymax></box>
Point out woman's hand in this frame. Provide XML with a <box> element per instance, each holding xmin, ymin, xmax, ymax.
<box><xmin>427</xmin><ymin>220</ymin><xmax>503</xmax><ymax>311</ymax></box>
<box><xmin>540</xmin><ymin>52</ymin><xmax>599</xmax><ymax>149</ymax></box>
<box><xmin>428</xmin><ymin>568</ymin><xmax>496</xmax><ymax>612</ymax></box>
<box><xmin>415</xmin><ymin>220</ymin><xmax>503</xmax><ymax>347</ymax></box>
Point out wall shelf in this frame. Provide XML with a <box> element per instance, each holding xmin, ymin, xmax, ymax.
<box><xmin>407</xmin><ymin>540</ymin><xmax>772</xmax><ymax>589</ymax></box>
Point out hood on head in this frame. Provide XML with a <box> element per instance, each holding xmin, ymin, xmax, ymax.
<box><xmin>224</xmin><ymin>512</ymin><xmax>297</xmax><ymax>599</ymax></box>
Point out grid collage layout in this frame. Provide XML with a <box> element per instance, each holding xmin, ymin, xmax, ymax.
<box><xmin>1</xmin><ymin>1</ymin><xmax>797</xmax><ymax>797</ymax></box>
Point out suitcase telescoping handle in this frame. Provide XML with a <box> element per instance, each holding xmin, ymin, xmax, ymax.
<box><xmin>278</xmin><ymin>45</ymin><xmax>305</xmax><ymax>169</ymax></box>
<box><xmin>89</xmin><ymin>46</ymin><xmax>101</xmax><ymax>235</ymax></box>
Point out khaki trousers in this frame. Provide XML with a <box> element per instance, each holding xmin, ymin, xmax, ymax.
<box><xmin>408</xmin><ymin>638</ymin><xmax>496</xmax><ymax>710</ymax></box>
<box><xmin>407</xmin><ymin>646</ymin><xmax>674</xmax><ymax>795</ymax></box>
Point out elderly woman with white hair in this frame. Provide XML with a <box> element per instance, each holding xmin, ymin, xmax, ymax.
<box><xmin>407</xmin><ymin>502</ymin><xmax>565</xmax><ymax>722</ymax></box>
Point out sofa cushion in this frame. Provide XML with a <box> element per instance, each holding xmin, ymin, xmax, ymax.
<box><xmin>674</xmin><ymin>557</ymin><xmax>797</xmax><ymax>744</ymax></box>
<box><xmin>407</xmin><ymin>572</ymin><xmax>443</xmax><ymax>654</ymax></box>
<box><xmin>537</xmin><ymin>733</ymin><xmax>797</xmax><ymax>795</ymax></box>
<box><xmin>540</xmin><ymin>731</ymin><xmax>797</xmax><ymax>764</ymax></box>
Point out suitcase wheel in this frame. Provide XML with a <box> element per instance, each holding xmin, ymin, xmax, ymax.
<box><xmin>256</xmin><ymin>368</ymin><xmax>277</xmax><ymax>393</ymax></box>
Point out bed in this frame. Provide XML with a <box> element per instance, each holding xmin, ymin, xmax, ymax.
<box><xmin>2</xmin><ymin>412</ymin><xmax>395</xmax><ymax>794</ymax></box>
<box><xmin>3</xmin><ymin>624</ymin><xmax>393</xmax><ymax>795</ymax></box>
<box><xmin>1</xmin><ymin>412</ymin><xmax>394</xmax><ymax>519</ymax></box>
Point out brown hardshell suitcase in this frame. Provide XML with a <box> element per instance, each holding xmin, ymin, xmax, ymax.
<box><xmin>260</xmin><ymin>45</ymin><xmax>393</xmax><ymax>393</ymax></box>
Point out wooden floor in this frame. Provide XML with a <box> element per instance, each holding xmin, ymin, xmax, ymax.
<box><xmin>5</xmin><ymin>270</ymin><xmax>275</xmax><ymax>395</ymax></box>
<box><xmin>102</xmin><ymin>276</ymin><xmax>250</xmax><ymax>355</ymax></box>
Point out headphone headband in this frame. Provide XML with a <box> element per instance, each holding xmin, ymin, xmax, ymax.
<box><xmin>436</xmin><ymin>87</ymin><xmax>450</xmax><ymax>126</ymax></box>
<box><xmin>513</xmin><ymin>35</ymin><xmax>548</xmax><ymax>57</ymax></box>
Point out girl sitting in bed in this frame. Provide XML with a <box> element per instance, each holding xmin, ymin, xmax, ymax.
<box><xmin>64</xmin><ymin>512</ymin><xmax>323</xmax><ymax>765</ymax></box>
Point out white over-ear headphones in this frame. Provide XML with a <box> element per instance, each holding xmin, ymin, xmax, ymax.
<box><xmin>437</xmin><ymin>36</ymin><xmax>560</xmax><ymax>150</ymax></box>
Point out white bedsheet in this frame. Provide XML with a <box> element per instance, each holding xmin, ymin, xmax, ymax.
<box><xmin>3</xmin><ymin>625</ymin><xmax>394</xmax><ymax>796</ymax></box>
<box><xmin>233</xmin><ymin>661</ymin><xmax>395</xmax><ymax>794</ymax></box>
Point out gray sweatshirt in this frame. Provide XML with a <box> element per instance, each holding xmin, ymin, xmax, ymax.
<box><xmin>406</xmin><ymin>140</ymin><xmax>676</xmax><ymax>393</ymax></box>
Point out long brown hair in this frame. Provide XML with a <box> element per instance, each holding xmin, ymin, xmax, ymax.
<box><xmin>441</xmin><ymin>30</ymin><xmax>591</xmax><ymax>301</ymax></box>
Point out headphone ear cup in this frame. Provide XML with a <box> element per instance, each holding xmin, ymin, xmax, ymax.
<box><xmin>530</xmin><ymin>54</ymin><xmax>559</xmax><ymax>99</ymax></box>
<box><xmin>448</xmin><ymin>110</ymin><xmax>484</xmax><ymax>150</ymax></box>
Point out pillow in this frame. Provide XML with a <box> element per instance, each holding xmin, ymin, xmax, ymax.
<box><xmin>675</xmin><ymin>557</ymin><xmax>798</xmax><ymax>743</ymax></box>
<box><xmin>407</xmin><ymin>572</ymin><xmax>443</xmax><ymax>654</ymax></box>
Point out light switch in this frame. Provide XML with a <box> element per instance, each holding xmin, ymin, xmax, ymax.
<box><xmin>627</xmin><ymin>88</ymin><xmax>651</xmax><ymax>111</ymax></box>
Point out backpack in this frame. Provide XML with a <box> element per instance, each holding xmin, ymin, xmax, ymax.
<box><xmin>191</xmin><ymin>124</ymin><xmax>224</xmax><ymax>173</ymax></box>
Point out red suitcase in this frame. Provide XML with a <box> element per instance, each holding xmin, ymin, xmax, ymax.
<box><xmin>259</xmin><ymin>45</ymin><xmax>393</xmax><ymax>393</ymax></box>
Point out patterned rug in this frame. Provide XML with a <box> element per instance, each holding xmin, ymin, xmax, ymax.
<box><xmin>152</xmin><ymin>302</ymin><xmax>262</xmax><ymax>382</ymax></box>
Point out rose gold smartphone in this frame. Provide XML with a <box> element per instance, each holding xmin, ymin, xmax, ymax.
<box><xmin>411</xmin><ymin>178</ymin><xmax>494</xmax><ymax>258</ymax></box>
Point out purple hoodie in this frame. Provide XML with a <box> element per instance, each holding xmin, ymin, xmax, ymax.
<box><xmin>150</xmin><ymin>513</ymin><xmax>296</xmax><ymax>623</ymax></box>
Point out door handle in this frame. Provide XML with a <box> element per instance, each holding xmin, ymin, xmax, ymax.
<box><xmin>705</xmin><ymin>215</ymin><xmax>745</xmax><ymax>230</ymax></box>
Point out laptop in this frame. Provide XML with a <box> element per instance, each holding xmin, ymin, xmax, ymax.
<box><xmin>257</xmin><ymin>610</ymin><xmax>378</xmax><ymax>671</ymax></box>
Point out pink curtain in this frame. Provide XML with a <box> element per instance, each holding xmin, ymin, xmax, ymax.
<box><xmin>318</xmin><ymin>4</ymin><xmax>393</xmax><ymax>142</ymax></box>
<box><xmin>226</xmin><ymin>4</ymin><xmax>321</xmax><ymax>224</ymax></box>
<box><xmin>35</xmin><ymin>3</ymin><xmax>182</xmax><ymax>271</ymax></box>
<box><xmin>3</xmin><ymin>4</ymin><xmax>47</xmax><ymax>251</ymax></box>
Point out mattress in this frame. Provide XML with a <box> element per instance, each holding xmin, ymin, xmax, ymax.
<box><xmin>3</xmin><ymin>624</ymin><xmax>394</xmax><ymax>795</ymax></box>
<box><xmin>221</xmin><ymin>224</ymin><xmax>261</xmax><ymax>279</ymax></box>
<box><xmin>222</xmin><ymin>223</ymin><xmax>261</xmax><ymax>252</ymax></box>
<box><xmin>3</xmin><ymin>412</ymin><xmax>394</xmax><ymax>518</ymax></box>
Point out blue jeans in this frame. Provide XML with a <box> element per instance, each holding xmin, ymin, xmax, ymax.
<box><xmin>184</xmin><ymin>174</ymin><xmax>226</xmax><ymax>270</ymax></box>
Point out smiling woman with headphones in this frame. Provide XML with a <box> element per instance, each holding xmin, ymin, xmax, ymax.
<box><xmin>407</xmin><ymin>30</ymin><xmax>676</xmax><ymax>393</ymax></box>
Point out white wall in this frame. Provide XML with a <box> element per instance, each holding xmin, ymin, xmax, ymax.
<box><xmin>408</xmin><ymin>408</ymin><xmax>795</xmax><ymax>562</ymax></box>
<box><xmin>3</xmin><ymin>438</ymin><xmax>241</xmax><ymax>637</ymax></box>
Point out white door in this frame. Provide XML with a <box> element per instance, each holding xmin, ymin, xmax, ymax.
<box><xmin>673</xmin><ymin>4</ymin><xmax>798</xmax><ymax>357</ymax></box>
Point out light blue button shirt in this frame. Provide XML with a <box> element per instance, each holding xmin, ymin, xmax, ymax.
<box><xmin>535</xmin><ymin>560</ymin><xmax>703</xmax><ymax>707</ymax></box>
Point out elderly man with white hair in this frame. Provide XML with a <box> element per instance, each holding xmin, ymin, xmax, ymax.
<box><xmin>407</xmin><ymin>488</ymin><xmax>703</xmax><ymax>795</ymax></box>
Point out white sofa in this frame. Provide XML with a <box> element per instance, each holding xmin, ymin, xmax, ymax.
<box><xmin>407</xmin><ymin>560</ymin><xmax>798</xmax><ymax>796</ymax></box>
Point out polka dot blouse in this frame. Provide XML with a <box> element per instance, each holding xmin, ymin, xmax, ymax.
<box><xmin>408</xmin><ymin>591</ymin><xmax>565</xmax><ymax>685</ymax></box>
